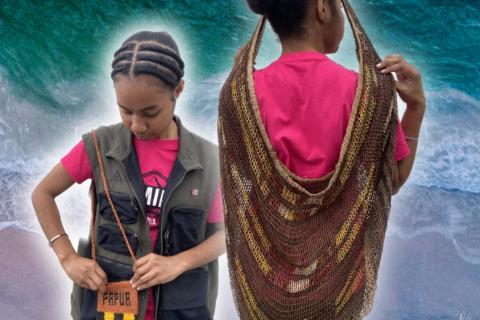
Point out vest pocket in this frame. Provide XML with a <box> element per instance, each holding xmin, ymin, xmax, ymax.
<box><xmin>159</xmin><ymin>206</ymin><xmax>208</xmax><ymax>317</ymax></box>
<box><xmin>160</xmin><ymin>267</ymin><xmax>209</xmax><ymax>313</ymax></box>
<box><xmin>98</xmin><ymin>191</ymin><xmax>139</xmax><ymax>224</ymax></box>
<box><xmin>164</xmin><ymin>206</ymin><xmax>204</xmax><ymax>256</ymax></box>
<box><xmin>95</xmin><ymin>254</ymin><xmax>134</xmax><ymax>282</ymax></box>
<box><xmin>98</xmin><ymin>224</ymin><xmax>138</xmax><ymax>256</ymax></box>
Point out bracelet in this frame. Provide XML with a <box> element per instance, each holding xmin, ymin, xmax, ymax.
<box><xmin>48</xmin><ymin>233</ymin><xmax>68</xmax><ymax>247</ymax></box>
<box><xmin>405</xmin><ymin>135</ymin><xmax>419</xmax><ymax>141</ymax></box>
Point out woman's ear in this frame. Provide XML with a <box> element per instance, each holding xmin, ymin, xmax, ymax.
<box><xmin>315</xmin><ymin>0</ymin><xmax>329</xmax><ymax>23</ymax></box>
<box><xmin>174</xmin><ymin>79</ymin><xmax>185</xmax><ymax>100</ymax></box>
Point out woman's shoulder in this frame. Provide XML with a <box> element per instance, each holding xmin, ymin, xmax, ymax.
<box><xmin>81</xmin><ymin>122</ymin><xmax>125</xmax><ymax>140</ymax></box>
<box><xmin>186</xmin><ymin>129</ymin><xmax>218</xmax><ymax>156</ymax></box>
<box><xmin>92</xmin><ymin>122</ymin><xmax>125</xmax><ymax>136</ymax></box>
<box><xmin>179</xmin><ymin>123</ymin><xmax>219</xmax><ymax>170</ymax></box>
<box><xmin>79</xmin><ymin>122</ymin><xmax>128</xmax><ymax>156</ymax></box>
<box><xmin>324</xmin><ymin>59</ymin><xmax>358</xmax><ymax>98</ymax></box>
<box><xmin>323</xmin><ymin>57</ymin><xmax>358</xmax><ymax>81</ymax></box>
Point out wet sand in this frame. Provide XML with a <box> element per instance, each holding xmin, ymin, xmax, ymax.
<box><xmin>0</xmin><ymin>226</ymin><xmax>71</xmax><ymax>320</ymax></box>
<box><xmin>1</xmin><ymin>226</ymin><xmax>478</xmax><ymax>319</ymax></box>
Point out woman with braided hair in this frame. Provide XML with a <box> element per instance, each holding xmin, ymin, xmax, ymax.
<box><xmin>246</xmin><ymin>0</ymin><xmax>426</xmax><ymax>189</ymax></box>
<box><xmin>218</xmin><ymin>0</ymin><xmax>426</xmax><ymax>318</ymax></box>
<box><xmin>32</xmin><ymin>31</ymin><xmax>225</xmax><ymax>319</ymax></box>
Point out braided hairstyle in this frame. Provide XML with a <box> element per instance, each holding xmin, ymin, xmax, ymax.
<box><xmin>111</xmin><ymin>31</ymin><xmax>184</xmax><ymax>90</ymax></box>
<box><xmin>246</xmin><ymin>0</ymin><xmax>337</xmax><ymax>39</ymax></box>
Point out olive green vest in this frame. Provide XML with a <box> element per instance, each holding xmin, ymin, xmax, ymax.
<box><xmin>71</xmin><ymin>115</ymin><xmax>221</xmax><ymax>320</ymax></box>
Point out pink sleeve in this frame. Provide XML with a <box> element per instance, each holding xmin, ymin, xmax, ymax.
<box><xmin>207</xmin><ymin>183</ymin><xmax>224</xmax><ymax>223</ymax></box>
<box><xmin>395</xmin><ymin>120</ymin><xmax>411</xmax><ymax>161</ymax></box>
<box><xmin>60</xmin><ymin>140</ymin><xmax>93</xmax><ymax>184</ymax></box>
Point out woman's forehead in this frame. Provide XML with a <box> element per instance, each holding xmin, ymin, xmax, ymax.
<box><xmin>114</xmin><ymin>75</ymin><xmax>172</xmax><ymax>107</ymax></box>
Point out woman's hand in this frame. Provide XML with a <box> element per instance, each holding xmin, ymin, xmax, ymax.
<box><xmin>61</xmin><ymin>253</ymin><xmax>107</xmax><ymax>291</ymax></box>
<box><xmin>376</xmin><ymin>54</ymin><xmax>426</xmax><ymax>110</ymax></box>
<box><xmin>130</xmin><ymin>228</ymin><xmax>226</xmax><ymax>291</ymax></box>
<box><xmin>130</xmin><ymin>253</ymin><xmax>186</xmax><ymax>291</ymax></box>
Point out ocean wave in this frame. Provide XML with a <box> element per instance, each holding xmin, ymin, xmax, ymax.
<box><xmin>389</xmin><ymin>184</ymin><xmax>480</xmax><ymax>265</ymax></box>
<box><xmin>0</xmin><ymin>73</ymin><xmax>112</xmax><ymax>234</ymax></box>
<box><xmin>0</xmin><ymin>71</ymin><xmax>120</xmax><ymax>160</ymax></box>
<box><xmin>0</xmin><ymin>162</ymin><xmax>92</xmax><ymax>240</ymax></box>
<box><xmin>1</xmin><ymin>64</ymin><xmax>479</xmax><ymax>266</ymax></box>
<box><xmin>405</xmin><ymin>88</ymin><xmax>480</xmax><ymax>193</ymax></box>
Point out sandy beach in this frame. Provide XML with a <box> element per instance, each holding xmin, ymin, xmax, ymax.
<box><xmin>1</xmin><ymin>225</ymin><xmax>478</xmax><ymax>319</ymax></box>
<box><xmin>0</xmin><ymin>226</ymin><xmax>72</xmax><ymax>320</ymax></box>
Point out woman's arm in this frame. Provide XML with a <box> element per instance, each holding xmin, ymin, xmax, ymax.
<box><xmin>395</xmin><ymin>103</ymin><xmax>426</xmax><ymax>193</ymax></box>
<box><xmin>130</xmin><ymin>226</ymin><xmax>226</xmax><ymax>291</ymax></box>
<box><xmin>174</xmin><ymin>226</ymin><xmax>226</xmax><ymax>272</ymax></box>
<box><xmin>377</xmin><ymin>54</ymin><xmax>426</xmax><ymax>195</ymax></box>
<box><xmin>31</xmin><ymin>163</ymin><xmax>107</xmax><ymax>291</ymax></box>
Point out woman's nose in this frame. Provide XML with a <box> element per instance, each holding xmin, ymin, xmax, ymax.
<box><xmin>130</xmin><ymin>115</ymin><xmax>147</xmax><ymax>135</ymax></box>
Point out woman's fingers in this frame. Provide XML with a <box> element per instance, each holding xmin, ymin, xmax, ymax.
<box><xmin>132</xmin><ymin>254</ymin><xmax>150</xmax><ymax>272</ymax></box>
<box><xmin>383</xmin><ymin>62</ymin><xmax>421</xmax><ymax>81</ymax></box>
<box><xmin>94</xmin><ymin>263</ymin><xmax>108</xmax><ymax>284</ymax></box>
<box><xmin>131</xmin><ymin>261</ymin><xmax>151</xmax><ymax>284</ymax></box>
<box><xmin>379</xmin><ymin>61</ymin><xmax>408</xmax><ymax>74</ymax></box>
<box><xmin>89</xmin><ymin>272</ymin><xmax>106</xmax><ymax>291</ymax></box>
<box><xmin>82</xmin><ymin>277</ymin><xmax>97</xmax><ymax>291</ymax></box>
<box><xmin>136</xmin><ymin>277</ymin><xmax>159</xmax><ymax>291</ymax></box>
<box><xmin>376</xmin><ymin>54</ymin><xmax>421</xmax><ymax>81</ymax></box>
<box><xmin>133</xmin><ymin>271</ymin><xmax>157</xmax><ymax>290</ymax></box>
<box><xmin>135</xmin><ymin>263</ymin><xmax>151</xmax><ymax>279</ymax></box>
<box><xmin>376</xmin><ymin>54</ymin><xmax>404</xmax><ymax>68</ymax></box>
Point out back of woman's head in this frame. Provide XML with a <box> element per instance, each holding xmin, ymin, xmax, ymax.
<box><xmin>111</xmin><ymin>31</ymin><xmax>184</xmax><ymax>89</ymax></box>
<box><xmin>246</xmin><ymin>0</ymin><xmax>335</xmax><ymax>39</ymax></box>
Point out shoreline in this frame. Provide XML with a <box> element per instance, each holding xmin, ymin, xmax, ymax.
<box><xmin>0</xmin><ymin>226</ymin><xmax>72</xmax><ymax>320</ymax></box>
<box><xmin>1</xmin><ymin>225</ymin><xmax>478</xmax><ymax>319</ymax></box>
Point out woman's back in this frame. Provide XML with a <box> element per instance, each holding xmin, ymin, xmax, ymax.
<box><xmin>253</xmin><ymin>51</ymin><xmax>410</xmax><ymax>178</ymax></box>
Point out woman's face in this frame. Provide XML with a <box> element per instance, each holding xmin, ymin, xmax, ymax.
<box><xmin>113</xmin><ymin>74</ymin><xmax>183</xmax><ymax>140</ymax></box>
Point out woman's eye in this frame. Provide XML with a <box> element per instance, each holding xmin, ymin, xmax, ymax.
<box><xmin>145</xmin><ymin>111</ymin><xmax>160</xmax><ymax>118</ymax></box>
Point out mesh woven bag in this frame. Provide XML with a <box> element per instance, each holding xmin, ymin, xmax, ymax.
<box><xmin>217</xmin><ymin>0</ymin><xmax>398</xmax><ymax>318</ymax></box>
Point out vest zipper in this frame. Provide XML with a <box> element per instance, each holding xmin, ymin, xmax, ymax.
<box><xmin>154</xmin><ymin>167</ymin><xmax>190</xmax><ymax>320</ymax></box>
<box><xmin>163</xmin><ymin>228</ymin><xmax>170</xmax><ymax>254</ymax></box>
<box><xmin>116</xmin><ymin>161</ymin><xmax>153</xmax><ymax>318</ymax></box>
<box><xmin>159</xmin><ymin>171</ymin><xmax>187</xmax><ymax>255</ymax></box>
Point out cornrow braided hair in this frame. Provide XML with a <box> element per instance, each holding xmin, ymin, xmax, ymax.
<box><xmin>111</xmin><ymin>31</ymin><xmax>184</xmax><ymax>89</ymax></box>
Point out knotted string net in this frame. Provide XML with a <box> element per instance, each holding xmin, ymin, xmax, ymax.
<box><xmin>218</xmin><ymin>0</ymin><xmax>398</xmax><ymax>318</ymax></box>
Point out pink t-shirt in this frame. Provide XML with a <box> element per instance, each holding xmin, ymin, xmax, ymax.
<box><xmin>253</xmin><ymin>51</ymin><xmax>410</xmax><ymax>178</ymax></box>
<box><xmin>60</xmin><ymin>135</ymin><xmax>224</xmax><ymax>320</ymax></box>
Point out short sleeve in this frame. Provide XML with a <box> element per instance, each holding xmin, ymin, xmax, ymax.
<box><xmin>207</xmin><ymin>183</ymin><xmax>224</xmax><ymax>223</ymax></box>
<box><xmin>60</xmin><ymin>140</ymin><xmax>93</xmax><ymax>184</ymax></box>
<box><xmin>395</xmin><ymin>120</ymin><xmax>411</xmax><ymax>161</ymax></box>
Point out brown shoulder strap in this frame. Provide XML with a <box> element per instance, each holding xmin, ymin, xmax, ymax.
<box><xmin>89</xmin><ymin>129</ymin><xmax>137</xmax><ymax>263</ymax></box>
<box><xmin>89</xmin><ymin>181</ymin><xmax>97</xmax><ymax>261</ymax></box>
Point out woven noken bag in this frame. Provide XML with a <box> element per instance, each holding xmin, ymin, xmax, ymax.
<box><xmin>217</xmin><ymin>0</ymin><xmax>398</xmax><ymax>319</ymax></box>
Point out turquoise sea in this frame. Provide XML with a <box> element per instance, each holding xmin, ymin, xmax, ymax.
<box><xmin>0</xmin><ymin>1</ymin><xmax>478</xmax><ymax>319</ymax></box>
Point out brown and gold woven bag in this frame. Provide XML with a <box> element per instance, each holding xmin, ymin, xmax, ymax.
<box><xmin>217</xmin><ymin>0</ymin><xmax>398</xmax><ymax>318</ymax></box>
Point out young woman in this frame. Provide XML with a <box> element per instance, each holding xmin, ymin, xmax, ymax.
<box><xmin>218</xmin><ymin>0</ymin><xmax>426</xmax><ymax>318</ymax></box>
<box><xmin>31</xmin><ymin>31</ymin><xmax>225</xmax><ymax>320</ymax></box>
<box><xmin>248</xmin><ymin>0</ymin><xmax>425</xmax><ymax>188</ymax></box>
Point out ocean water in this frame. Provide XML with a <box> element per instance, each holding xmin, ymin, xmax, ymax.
<box><xmin>0</xmin><ymin>1</ymin><xmax>478</xmax><ymax>319</ymax></box>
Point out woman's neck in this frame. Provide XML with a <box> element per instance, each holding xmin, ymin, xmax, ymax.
<box><xmin>281</xmin><ymin>37</ymin><xmax>326</xmax><ymax>55</ymax></box>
